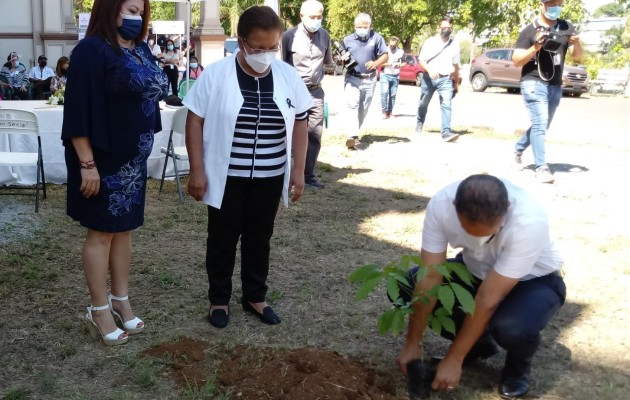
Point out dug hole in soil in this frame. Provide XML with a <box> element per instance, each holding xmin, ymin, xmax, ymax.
<box><xmin>142</xmin><ymin>337</ymin><xmax>402</xmax><ymax>399</ymax></box>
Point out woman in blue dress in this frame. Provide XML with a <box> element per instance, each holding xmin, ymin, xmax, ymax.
<box><xmin>61</xmin><ymin>0</ymin><xmax>167</xmax><ymax>345</ymax></box>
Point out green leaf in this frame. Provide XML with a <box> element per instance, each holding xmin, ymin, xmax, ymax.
<box><xmin>426</xmin><ymin>284</ymin><xmax>440</xmax><ymax>298</ymax></box>
<box><xmin>414</xmin><ymin>266</ymin><xmax>428</xmax><ymax>282</ymax></box>
<box><xmin>377</xmin><ymin>309</ymin><xmax>397</xmax><ymax>336</ymax></box>
<box><xmin>394</xmin><ymin>273</ymin><xmax>412</xmax><ymax>288</ymax></box>
<box><xmin>391</xmin><ymin>309</ymin><xmax>407</xmax><ymax>335</ymax></box>
<box><xmin>437</xmin><ymin>316</ymin><xmax>457</xmax><ymax>335</ymax></box>
<box><xmin>438</xmin><ymin>285</ymin><xmax>455</xmax><ymax>315</ymax></box>
<box><xmin>433</xmin><ymin>263</ymin><xmax>450</xmax><ymax>278</ymax></box>
<box><xmin>409</xmin><ymin>255</ymin><xmax>423</xmax><ymax>267</ymax></box>
<box><xmin>434</xmin><ymin>306</ymin><xmax>449</xmax><ymax>317</ymax></box>
<box><xmin>451</xmin><ymin>282</ymin><xmax>476</xmax><ymax>315</ymax></box>
<box><xmin>429</xmin><ymin>315</ymin><xmax>442</xmax><ymax>335</ymax></box>
<box><xmin>386</xmin><ymin>275</ymin><xmax>400</xmax><ymax>301</ymax></box>
<box><xmin>348</xmin><ymin>264</ymin><xmax>381</xmax><ymax>283</ymax></box>
<box><xmin>446</xmin><ymin>262</ymin><xmax>476</xmax><ymax>288</ymax></box>
<box><xmin>355</xmin><ymin>276</ymin><xmax>383</xmax><ymax>301</ymax></box>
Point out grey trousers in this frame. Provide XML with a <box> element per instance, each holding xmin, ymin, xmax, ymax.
<box><xmin>305</xmin><ymin>87</ymin><xmax>325</xmax><ymax>182</ymax></box>
<box><xmin>344</xmin><ymin>74</ymin><xmax>377</xmax><ymax>138</ymax></box>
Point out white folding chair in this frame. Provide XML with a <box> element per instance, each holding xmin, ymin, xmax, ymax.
<box><xmin>159</xmin><ymin>106</ymin><xmax>189</xmax><ymax>201</ymax></box>
<box><xmin>0</xmin><ymin>109</ymin><xmax>46</xmax><ymax>212</ymax></box>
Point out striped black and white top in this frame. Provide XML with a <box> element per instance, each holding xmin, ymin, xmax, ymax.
<box><xmin>229</xmin><ymin>59</ymin><xmax>308</xmax><ymax>179</ymax></box>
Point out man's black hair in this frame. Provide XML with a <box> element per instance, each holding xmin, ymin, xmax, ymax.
<box><xmin>454</xmin><ymin>174</ymin><xmax>509</xmax><ymax>224</ymax></box>
<box><xmin>237</xmin><ymin>5</ymin><xmax>283</xmax><ymax>39</ymax></box>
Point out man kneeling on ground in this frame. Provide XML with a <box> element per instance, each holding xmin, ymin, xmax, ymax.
<box><xmin>396</xmin><ymin>174</ymin><xmax>566</xmax><ymax>398</ymax></box>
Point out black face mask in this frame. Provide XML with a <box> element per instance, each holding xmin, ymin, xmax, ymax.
<box><xmin>39</xmin><ymin>62</ymin><xmax>47</xmax><ymax>67</ymax></box>
<box><xmin>390</xmin><ymin>46</ymin><xmax>397</xmax><ymax>52</ymax></box>
<box><xmin>440</xmin><ymin>29</ymin><xmax>453</xmax><ymax>39</ymax></box>
<box><xmin>61</xmin><ymin>69</ymin><xmax>67</xmax><ymax>76</ymax></box>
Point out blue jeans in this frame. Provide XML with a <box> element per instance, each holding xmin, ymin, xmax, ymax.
<box><xmin>380</xmin><ymin>73</ymin><xmax>400</xmax><ymax>114</ymax></box>
<box><xmin>417</xmin><ymin>75</ymin><xmax>454</xmax><ymax>134</ymax></box>
<box><xmin>398</xmin><ymin>255</ymin><xmax>566</xmax><ymax>376</ymax></box>
<box><xmin>344</xmin><ymin>74</ymin><xmax>377</xmax><ymax>137</ymax></box>
<box><xmin>516</xmin><ymin>80</ymin><xmax>563</xmax><ymax>168</ymax></box>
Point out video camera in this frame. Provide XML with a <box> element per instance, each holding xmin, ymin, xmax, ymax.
<box><xmin>537</xmin><ymin>27</ymin><xmax>570</xmax><ymax>54</ymax></box>
<box><xmin>332</xmin><ymin>41</ymin><xmax>358</xmax><ymax>71</ymax></box>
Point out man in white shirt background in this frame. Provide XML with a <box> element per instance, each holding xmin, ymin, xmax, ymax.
<box><xmin>416</xmin><ymin>17</ymin><xmax>460</xmax><ymax>142</ymax></box>
<box><xmin>380</xmin><ymin>36</ymin><xmax>405</xmax><ymax>119</ymax></box>
<box><xmin>28</xmin><ymin>55</ymin><xmax>55</xmax><ymax>100</ymax></box>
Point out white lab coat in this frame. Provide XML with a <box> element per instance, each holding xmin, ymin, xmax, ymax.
<box><xmin>183</xmin><ymin>54</ymin><xmax>312</xmax><ymax>209</ymax></box>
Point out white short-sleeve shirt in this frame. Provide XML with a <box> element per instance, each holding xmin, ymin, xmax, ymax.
<box><xmin>419</xmin><ymin>35</ymin><xmax>460</xmax><ymax>75</ymax></box>
<box><xmin>422</xmin><ymin>180</ymin><xmax>563</xmax><ymax>281</ymax></box>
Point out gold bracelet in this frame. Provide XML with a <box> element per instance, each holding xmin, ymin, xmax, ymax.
<box><xmin>80</xmin><ymin>160</ymin><xmax>96</xmax><ymax>169</ymax></box>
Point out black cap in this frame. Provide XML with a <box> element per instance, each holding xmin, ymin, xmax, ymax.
<box><xmin>38</xmin><ymin>55</ymin><xmax>47</xmax><ymax>62</ymax></box>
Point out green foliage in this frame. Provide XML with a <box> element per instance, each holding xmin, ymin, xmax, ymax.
<box><xmin>348</xmin><ymin>255</ymin><xmax>476</xmax><ymax>337</ymax></box>
<box><xmin>593</xmin><ymin>2</ymin><xmax>626</xmax><ymax>17</ymax></box>
<box><xmin>4</xmin><ymin>388</ymin><xmax>32</xmax><ymax>400</ymax></box>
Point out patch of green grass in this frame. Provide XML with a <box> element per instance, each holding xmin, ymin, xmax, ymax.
<box><xmin>36</xmin><ymin>370</ymin><xmax>57</xmax><ymax>394</ymax></box>
<box><xmin>156</xmin><ymin>270</ymin><xmax>180</xmax><ymax>287</ymax></box>
<box><xmin>3</xmin><ymin>387</ymin><xmax>32</xmax><ymax>400</ymax></box>
<box><xmin>61</xmin><ymin>344</ymin><xmax>77</xmax><ymax>359</ymax></box>
<box><xmin>131</xmin><ymin>359</ymin><xmax>158</xmax><ymax>389</ymax></box>
<box><xmin>182</xmin><ymin>376</ymin><xmax>233</xmax><ymax>400</ymax></box>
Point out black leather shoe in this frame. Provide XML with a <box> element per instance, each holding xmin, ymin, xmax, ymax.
<box><xmin>241</xmin><ymin>299</ymin><xmax>281</xmax><ymax>325</ymax></box>
<box><xmin>499</xmin><ymin>373</ymin><xmax>530</xmax><ymax>398</ymax></box>
<box><xmin>207</xmin><ymin>308</ymin><xmax>229</xmax><ymax>329</ymax></box>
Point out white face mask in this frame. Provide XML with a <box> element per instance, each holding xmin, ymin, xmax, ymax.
<box><xmin>245</xmin><ymin>51</ymin><xmax>275</xmax><ymax>73</ymax></box>
<box><xmin>304</xmin><ymin>18</ymin><xmax>322</xmax><ymax>33</ymax></box>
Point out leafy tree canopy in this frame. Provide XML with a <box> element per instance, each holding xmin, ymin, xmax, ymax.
<box><xmin>593</xmin><ymin>2</ymin><xmax>626</xmax><ymax>17</ymax></box>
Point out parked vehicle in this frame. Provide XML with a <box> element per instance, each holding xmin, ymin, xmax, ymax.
<box><xmin>469</xmin><ymin>48</ymin><xmax>590</xmax><ymax>97</ymax></box>
<box><xmin>377</xmin><ymin>54</ymin><xmax>426</xmax><ymax>86</ymax></box>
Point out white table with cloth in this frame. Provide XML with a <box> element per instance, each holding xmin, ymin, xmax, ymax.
<box><xmin>0</xmin><ymin>100</ymin><xmax>186</xmax><ymax>185</ymax></box>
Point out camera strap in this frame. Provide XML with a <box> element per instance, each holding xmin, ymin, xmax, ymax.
<box><xmin>425</xmin><ymin>38</ymin><xmax>452</xmax><ymax>65</ymax></box>
<box><xmin>533</xmin><ymin>20</ymin><xmax>562</xmax><ymax>82</ymax></box>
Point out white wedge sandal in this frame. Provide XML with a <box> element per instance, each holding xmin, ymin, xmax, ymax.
<box><xmin>108</xmin><ymin>293</ymin><xmax>145</xmax><ymax>334</ymax></box>
<box><xmin>85</xmin><ymin>305</ymin><xmax>129</xmax><ymax>346</ymax></box>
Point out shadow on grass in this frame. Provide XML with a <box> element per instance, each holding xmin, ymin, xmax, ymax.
<box><xmin>522</xmin><ymin>162</ymin><xmax>590</xmax><ymax>173</ymax></box>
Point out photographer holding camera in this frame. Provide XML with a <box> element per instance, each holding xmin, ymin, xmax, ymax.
<box><xmin>341</xmin><ymin>13</ymin><xmax>388</xmax><ymax>150</ymax></box>
<box><xmin>512</xmin><ymin>0</ymin><xmax>582</xmax><ymax>184</ymax></box>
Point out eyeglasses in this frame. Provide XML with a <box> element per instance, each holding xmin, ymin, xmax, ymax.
<box><xmin>242</xmin><ymin>39</ymin><xmax>280</xmax><ymax>55</ymax></box>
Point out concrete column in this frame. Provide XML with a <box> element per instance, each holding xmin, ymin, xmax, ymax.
<box><xmin>175</xmin><ymin>2</ymin><xmax>188</xmax><ymax>33</ymax></box>
<box><xmin>194</xmin><ymin>0</ymin><xmax>226</xmax><ymax>65</ymax></box>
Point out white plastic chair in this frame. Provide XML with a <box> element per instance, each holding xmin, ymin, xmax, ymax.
<box><xmin>159</xmin><ymin>106</ymin><xmax>189</xmax><ymax>201</ymax></box>
<box><xmin>0</xmin><ymin>109</ymin><xmax>46</xmax><ymax>212</ymax></box>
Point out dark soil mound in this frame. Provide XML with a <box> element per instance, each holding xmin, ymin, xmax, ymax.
<box><xmin>142</xmin><ymin>337</ymin><xmax>403</xmax><ymax>399</ymax></box>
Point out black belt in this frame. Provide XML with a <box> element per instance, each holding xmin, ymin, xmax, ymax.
<box><xmin>438</xmin><ymin>74</ymin><xmax>451</xmax><ymax>78</ymax></box>
<box><xmin>347</xmin><ymin>71</ymin><xmax>376</xmax><ymax>79</ymax></box>
<box><xmin>306</xmin><ymin>83</ymin><xmax>321</xmax><ymax>91</ymax></box>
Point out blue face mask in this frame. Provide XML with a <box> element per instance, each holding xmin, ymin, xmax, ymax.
<box><xmin>118</xmin><ymin>13</ymin><xmax>143</xmax><ymax>40</ymax></box>
<box><xmin>167</xmin><ymin>44</ymin><xmax>174</xmax><ymax>51</ymax></box>
<box><xmin>355</xmin><ymin>28</ymin><xmax>369</xmax><ymax>38</ymax></box>
<box><xmin>544</xmin><ymin>5</ymin><xmax>562</xmax><ymax>20</ymax></box>
<box><xmin>190</xmin><ymin>63</ymin><xmax>198</xmax><ymax>68</ymax></box>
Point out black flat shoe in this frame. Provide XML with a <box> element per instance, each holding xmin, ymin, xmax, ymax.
<box><xmin>464</xmin><ymin>337</ymin><xmax>499</xmax><ymax>365</ymax></box>
<box><xmin>241</xmin><ymin>299</ymin><xmax>281</xmax><ymax>325</ymax></box>
<box><xmin>499</xmin><ymin>373</ymin><xmax>530</xmax><ymax>398</ymax></box>
<box><xmin>207</xmin><ymin>308</ymin><xmax>229</xmax><ymax>329</ymax></box>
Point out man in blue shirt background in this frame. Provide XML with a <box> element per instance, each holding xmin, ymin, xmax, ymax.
<box><xmin>341</xmin><ymin>13</ymin><xmax>388</xmax><ymax>150</ymax></box>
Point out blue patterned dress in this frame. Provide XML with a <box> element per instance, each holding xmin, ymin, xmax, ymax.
<box><xmin>61</xmin><ymin>36</ymin><xmax>168</xmax><ymax>232</ymax></box>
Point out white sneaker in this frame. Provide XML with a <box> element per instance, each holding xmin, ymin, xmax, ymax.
<box><xmin>535</xmin><ymin>166</ymin><xmax>555</xmax><ymax>184</ymax></box>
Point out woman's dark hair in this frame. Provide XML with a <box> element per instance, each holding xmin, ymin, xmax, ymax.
<box><xmin>454</xmin><ymin>174</ymin><xmax>509</xmax><ymax>224</ymax></box>
<box><xmin>237</xmin><ymin>6</ymin><xmax>283</xmax><ymax>39</ymax></box>
<box><xmin>190</xmin><ymin>56</ymin><xmax>199</xmax><ymax>63</ymax></box>
<box><xmin>86</xmin><ymin>0</ymin><xmax>151</xmax><ymax>54</ymax></box>
<box><xmin>55</xmin><ymin>56</ymin><xmax>70</xmax><ymax>76</ymax></box>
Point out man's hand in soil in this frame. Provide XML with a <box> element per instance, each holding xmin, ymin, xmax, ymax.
<box><xmin>396</xmin><ymin>343</ymin><xmax>423</xmax><ymax>376</ymax></box>
<box><xmin>431</xmin><ymin>355</ymin><xmax>462</xmax><ymax>392</ymax></box>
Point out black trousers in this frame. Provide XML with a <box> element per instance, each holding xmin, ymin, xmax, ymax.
<box><xmin>401</xmin><ymin>254</ymin><xmax>566</xmax><ymax>376</ymax></box>
<box><xmin>304</xmin><ymin>87</ymin><xmax>325</xmax><ymax>182</ymax></box>
<box><xmin>163</xmin><ymin>65</ymin><xmax>179</xmax><ymax>96</ymax></box>
<box><xmin>206</xmin><ymin>175</ymin><xmax>284</xmax><ymax>305</ymax></box>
